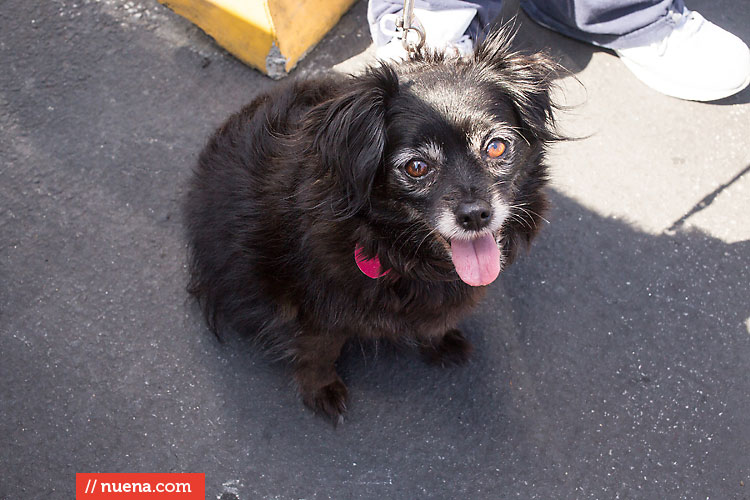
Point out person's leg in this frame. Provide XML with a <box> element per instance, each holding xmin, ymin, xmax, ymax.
<box><xmin>520</xmin><ymin>0</ymin><xmax>685</xmax><ymax>50</ymax></box>
<box><xmin>522</xmin><ymin>0</ymin><xmax>750</xmax><ymax>101</ymax></box>
<box><xmin>367</xmin><ymin>0</ymin><xmax>404</xmax><ymax>48</ymax></box>
<box><xmin>367</xmin><ymin>0</ymin><xmax>503</xmax><ymax>54</ymax></box>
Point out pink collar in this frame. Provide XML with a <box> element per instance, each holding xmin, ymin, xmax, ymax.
<box><xmin>354</xmin><ymin>245</ymin><xmax>390</xmax><ymax>279</ymax></box>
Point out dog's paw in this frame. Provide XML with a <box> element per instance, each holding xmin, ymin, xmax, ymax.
<box><xmin>421</xmin><ymin>328</ymin><xmax>473</xmax><ymax>367</ymax></box>
<box><xmin>302</xmin><ymin>379</ymin><xmax>348</xmax><ymax>425</ymax></box>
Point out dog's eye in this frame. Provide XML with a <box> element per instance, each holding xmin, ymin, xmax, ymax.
<box><xmin>405</xmin><ymin>159</ymin><xmax>430</xmax><ymax>178</ymax></box>
<box><xmin>486</xmin><ymin>139</ymin><xmax>507</xmax><ymax>159</ymax></box>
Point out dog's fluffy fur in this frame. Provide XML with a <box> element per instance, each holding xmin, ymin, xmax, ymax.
<box><xmin>184</xmin><ymin>29</ymin><xmax>559</xmax><ymax>421</ymax></box>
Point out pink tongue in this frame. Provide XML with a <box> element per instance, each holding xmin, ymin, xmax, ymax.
<box><xmin>450</xmin><ymin>234</ymin><xmax>501</xmax><ymax>286</ymax></box>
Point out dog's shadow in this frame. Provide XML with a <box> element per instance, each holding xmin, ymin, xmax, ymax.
<box><xmin>195</xmin><ymin>188</ymin><xmax>749</xmax><ymax>497</ymax></box>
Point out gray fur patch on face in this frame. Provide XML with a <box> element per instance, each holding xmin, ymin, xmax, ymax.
<box><xmin>422</xmin><ymin>140</ymin><xmax>443</xmax><ymax>163</ymax></box>
<box><xmin>390</xmin><ymin>140</ymin><xmax>444</xmax><ymax>193</ymax></box>
<box><xmin>466</xmin><ymin>126</ymin><xmax>519</xmax><ymax>174</ymax></box>
<box><xmin>390</xmin><ymin>140</ymin><xmax>444</xmax><ymax>167</ymax></box>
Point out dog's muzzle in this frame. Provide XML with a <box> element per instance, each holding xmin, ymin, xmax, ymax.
<box><xmin>455</xmin><ymin>199</ymin><xmax>493</xmax><ymax>232</ymax></box>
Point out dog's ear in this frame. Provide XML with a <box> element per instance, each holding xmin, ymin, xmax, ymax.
<box><xmin>473</xmin><ymin>27</ymin><xmax>559</xmax><ymax>143</ymax></box>
<box><xmin>307</xmin><ymin>65</ymin><xmax>399</xmax><ymax>217</ymax></box>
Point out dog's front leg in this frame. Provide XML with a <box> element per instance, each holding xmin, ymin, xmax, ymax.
<box><xmin>419</xmin><ymin>328</ymin><xmax>473</xmax><ymax>368</ymax></box>
<box><xmin>292</xmin><ymin>333</ymin><xmax>349</xmax><ymax>423</ymax></box>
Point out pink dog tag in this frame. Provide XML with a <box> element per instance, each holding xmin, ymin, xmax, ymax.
<box><xmin>354</xmin><ymin>245</ymin><xmax>390</xmax><ymax>279</ymax></box>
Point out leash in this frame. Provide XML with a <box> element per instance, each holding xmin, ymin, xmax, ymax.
<box><xmin>395</xmin><ymin>0</ymin><xmax>425</xmax><ymax>53</ymax></box>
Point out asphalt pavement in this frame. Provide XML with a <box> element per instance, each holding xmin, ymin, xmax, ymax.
<box><xmin>1</xmin><ymin>0</ymin><xmax>749</xmax><ymax>498</ymax></box>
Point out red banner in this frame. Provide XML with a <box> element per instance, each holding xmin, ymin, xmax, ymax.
<box><xmin>76</xmin><ymin>473</ymin><xmax>205</xmax><ymax>499</ymax></box>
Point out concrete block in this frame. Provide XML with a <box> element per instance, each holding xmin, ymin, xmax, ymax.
<box><xmin>158</xmin><ymin>0</ymin><xmax>357</xmax><ymax>78</ymax></box>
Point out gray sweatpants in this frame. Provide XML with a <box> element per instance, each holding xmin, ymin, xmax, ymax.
<box><xmin>368</xmin><ymin>0</ymin><xmax>687</xmax><ymax>50</ymax></box>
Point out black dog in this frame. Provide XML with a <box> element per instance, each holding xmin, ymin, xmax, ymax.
<box><xmin>184</xmin><ymin>29</ymin><xmax>559</xmax><ymax>422</ymax></box>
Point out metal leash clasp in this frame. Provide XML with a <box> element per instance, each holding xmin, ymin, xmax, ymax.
<box><xmin>395</xmin><ymin>0</ymin><xmax>425</xmax><ymax>53</ymax></box>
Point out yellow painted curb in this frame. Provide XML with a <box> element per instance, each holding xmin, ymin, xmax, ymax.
<box><xmin>159</xmin><ymin>0</ymin><xmax>357</xmax><ymax>78</ymax></box>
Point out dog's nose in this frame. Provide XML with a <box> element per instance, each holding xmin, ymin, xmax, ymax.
<box><xmin>455</xmin><ymin>200</ymin><xmax>493</xmax><ymax>231</ymax></box>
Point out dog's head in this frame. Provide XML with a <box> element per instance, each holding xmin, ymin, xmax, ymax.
<box><xmin>311</xmin><ymin>29</ymin><xmax>559</xmax><ymax>286</ymax></box>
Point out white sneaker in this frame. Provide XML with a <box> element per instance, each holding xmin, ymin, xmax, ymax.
<box><xmin>375</xmin><ymin>7</ymin><xmax>477</xmax><ymax>62</ymax></box>
<box><xmin>615</xmin><ymin>9</ymin><xmax>750</xmax><ymax>101</ymax></box>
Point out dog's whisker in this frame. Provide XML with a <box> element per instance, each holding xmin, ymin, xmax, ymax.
<box><xmin>514</xmin><ymin>214</ymin><xmax>534</xmax><ymax>230</ymax></box>
<box><xmin>508</xmin><ymin>207</ymin><xmax>536</xmax><ymax>230</ymax></box>
<box><xmin>504</xmin><ymin>125</ymin><xmax>531</xmax><ymax>146</ymax></box>
<box><xmin>510</xmin><ymin>203</ymin><xmax>550</xmax><ymax>225</ymax></box>
<box><xmin>505</xmin><ymin>209</ymin><xmax>533</xmax><ymax>230</ymax></box>
<box><xmin>394</xmin><ymin>219</ymin><xmax>431</xmax><ymax>251</ymax></box>
<box><xmin>390</xmin><ymin>218</ymin><xmax>433</xmax><ymax>255</ymax></box>
<box><xmin>412</xmin><ymin>226</ymin><xmax>441</xmax><ymax>260</ymax></box>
